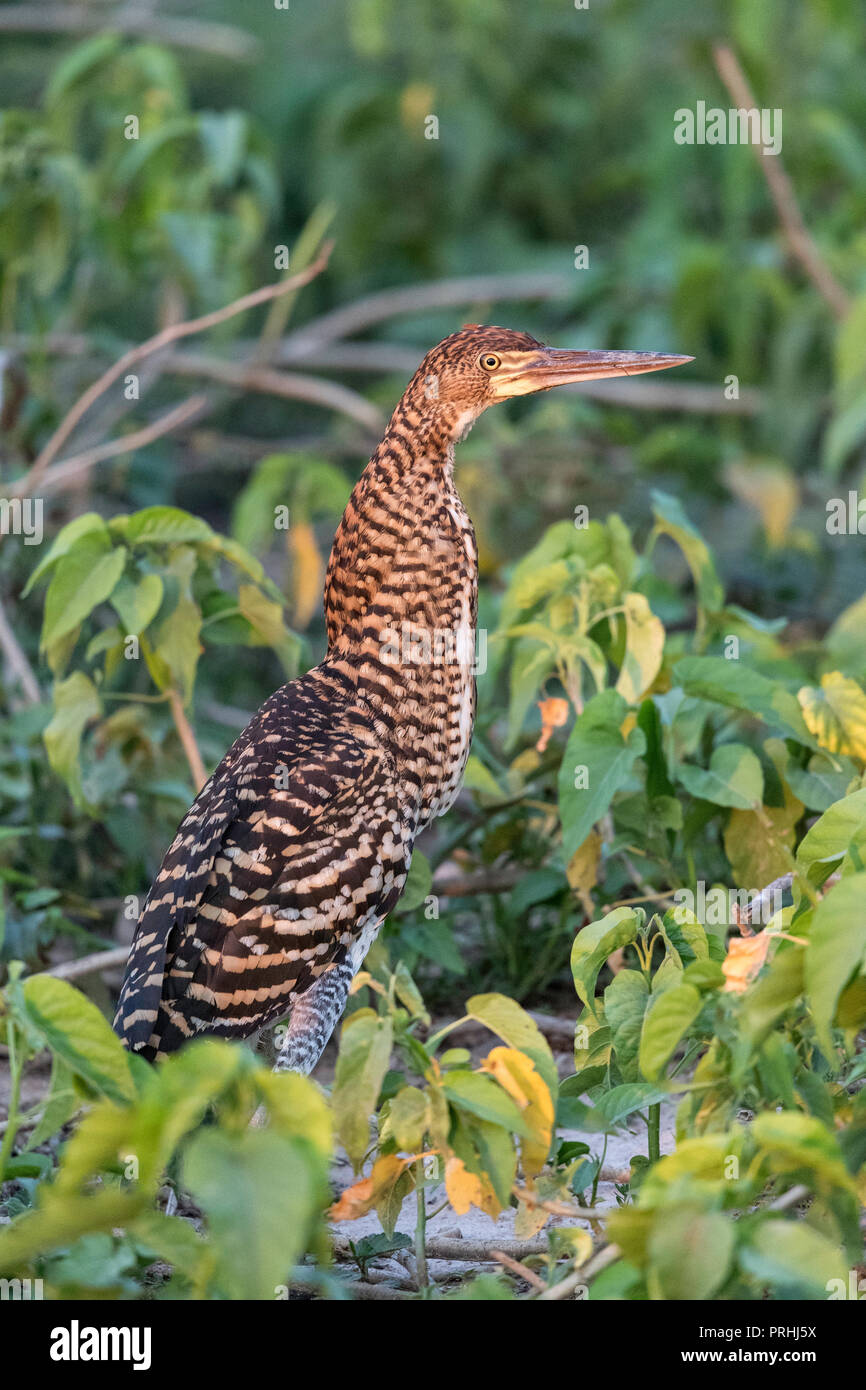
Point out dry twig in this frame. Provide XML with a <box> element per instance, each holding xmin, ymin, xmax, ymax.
<box><xmin>18</xmin><ymin>244</ymin><xmax>333</xmax><ymax>496</ymax></box>
<box><xmin>712</xmin><ymin>45</ymin><xmax>851</xmax><ymax>320</ymax></box>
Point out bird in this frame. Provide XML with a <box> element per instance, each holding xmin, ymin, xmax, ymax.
<box><xmin>113</xmin><ymin>325</ymin><xmax>691</xmax><ymax>1070</ymax></box>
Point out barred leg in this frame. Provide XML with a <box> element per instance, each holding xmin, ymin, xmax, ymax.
<box><xmin>273</xmin><ymin>961</ymin><xmax>356</xmax><ymax>1074</ymax></box>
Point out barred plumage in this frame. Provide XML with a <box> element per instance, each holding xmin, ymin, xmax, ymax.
<box><xmin>114</xmin><ymin>326</ymin><xmax>690</xmax><ymax>1067</ymax></box>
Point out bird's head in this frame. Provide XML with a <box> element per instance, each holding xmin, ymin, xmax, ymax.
<box><xmin>406</xmin><ymin>324</ymin><xmax>692</xmax><ymax>442</ymax></box>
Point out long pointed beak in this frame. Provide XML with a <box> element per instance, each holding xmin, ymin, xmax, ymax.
<box><xmin>491</xmin><ymin>348</ymin><xmax>694</xmax><ymax>399</ymax></box>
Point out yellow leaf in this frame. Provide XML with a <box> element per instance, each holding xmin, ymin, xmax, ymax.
<box><xmin>726</xmin><ymin>459</ymin><xmax>799</xmax><ymax>547</ymax></box>
<box><xmin>615</xmin><ymin>592</ymin><xmax>665</xmax><ymax>704</ymax></box>
<box><xmin>444</xmin><ymin>1156</ymin><xmax>486</xmax><ymax>1215</ymax></box>
<box><xmin>798</xmin><ymin>672</ymin><xmax>866</xmax><ymax>760</ymax></box>
<box><xmin>722</xmin><ymin>931</ymin><xmax>774</xmax><ymax>994</ymax></box>
<box><xmin>724</xmin><ymin>786</ymin><xmax>803</xmax><ymax>889</ymax></box>
<box><xmin>480</xmin><ymin>1046</ymin><xmax>554</xmax><ymax>1177</ymax></box>
<box><xmin>289</xmin><ymin>521</ymin><xmax>323</xmax><ymax>629</ymax></box>
<box><xmin>566</xmin><ymin>830</ymin><xmax>602</xmax><ymax>915</ymax></box>
<box><xmin>329</xmin><ymin>1153</ymin><xmax>414</xmax><ymax>1222</ymax></box>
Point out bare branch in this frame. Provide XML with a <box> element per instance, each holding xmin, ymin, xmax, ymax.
<box><xmin>280</xmin><ymin>271</ymin><xmax>572</xmax><ymax>358</ymax></box>
<box><xmin>0</xmin><ymin>596</ymin><xmax>41</xmax><ymax>704</ymax></box>
<box><xmin>165</xmin><ymin>352</ymin><xmax>385</xmax><ymax>433</ymax></box>
<box><xmin>17</xmin><ymin>394</ymin><xmax>209</xmax><ymax>499</ymax></box>
<box><xmin>0</xmin><ymin>5</ymin><xmax>260</xmax><ymax>61</ymax></box>
<box><xmin>712</xmin><ymin>45</ymin><xmax>851</xmax><ymax>320</ymax></box>
<box><xmin>20</xmin><ymin>243</ymin><xmax>333</xmax><ymax>495</ymax></box>
<box><xmin>168</xmin><ymin>688</ymin><xmax>207</xmax><ymax>793</ymax></box>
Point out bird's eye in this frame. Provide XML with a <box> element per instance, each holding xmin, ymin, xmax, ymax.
<box><xmin>479</xmin><ymin>353</ymin><xmax>501</xmax><ymax>371</ymax></box>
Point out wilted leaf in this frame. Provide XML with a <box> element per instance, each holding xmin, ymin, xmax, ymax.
<box><xmin>329</xmin><ymin>1153</ymin><xmax>414</xmax><ymax>1222</ymax></box>
<box><xmin>480</xmin><ymin>1046</ymin><xmax>554</xmax><ymax>1176</ymax></box>
<box><xmin>798</xmin><ymin>671</ymin><xmax>866</xmax><ymax>760</ymax></box>
<box><xmin>615</xmin><ymin>592</ymin><xmax>665</xmax><ymax>703</ymax></box>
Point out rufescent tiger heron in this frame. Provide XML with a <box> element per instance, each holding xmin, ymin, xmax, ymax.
<box><xmin>114</xmin><ymin>325</ymin><xmax>691</xmax><ymax>1071</ymax></box>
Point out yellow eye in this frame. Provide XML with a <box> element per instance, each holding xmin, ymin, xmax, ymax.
<box><xmin>479</xmin><ymin>353</ymin><xmax>501</xmax><ymax>371</ymax></box>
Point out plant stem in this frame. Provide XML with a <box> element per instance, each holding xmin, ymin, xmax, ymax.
<box><xmin>168</xmin><ymin>687</ymin><xmax>207</xmax><ymax>792</ymax></box>
<box><xmin>590</xmin><ymin>1132</ymin><xmax>608</xmax><ymax>1206</ymax></box>
<box><xmin>648</xmin><ymin>1102</ymin><xmax>661</xmax><ymax>1164</ymax></box>
<box><xmin>414</xmin><ymin>1159</ymin><xmax>428</xmax><ymax>1289</ymax></box>
<box><xmin>0</xmin><ymin>1022</ymin><xmax>23</xmax><ymax>1182</ymax></box>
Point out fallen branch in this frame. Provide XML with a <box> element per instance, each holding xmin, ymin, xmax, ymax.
<box><xmin>712</xmin><ymin>45</ymin><xmax>851</xmax><ymax>320</ymax></box>
<box><xmin>333</xmin><ymin>1234</ymin><xmax>551</xmax><ymax>1263</ymax></box>
<box><xmin>534</xmin><ymin>1241</ymin><xmax>622</xmax><ymax>1300</ymax></box>
<box><xmin>491</xmin><ymin>1249</ymin><xmax>547</xmax><ymax>1290</ymax></box>
<box><xmin>19</xmin><ymin>243</ymin><xmax>333</xmax><ymax>496</ymax></box>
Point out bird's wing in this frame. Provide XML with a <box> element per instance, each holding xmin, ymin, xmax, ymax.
<box><xmin>114</xmin><ymin>668</ymin><xmax>414</xmax><ymax>1057</ymax></box>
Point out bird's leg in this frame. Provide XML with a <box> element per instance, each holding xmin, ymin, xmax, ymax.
<box><xmin>272</xmin><ymin>961</ymin><xmax>356</xmax><ymax>1075</ymax></box>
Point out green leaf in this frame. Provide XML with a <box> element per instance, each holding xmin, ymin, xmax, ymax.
<box><xmin>44</xmin><ymin>671</ymin><xmax>101</xmax><ymax>808</ymax></box>
<box><xmin>461</xmin><ymin>754</ymin><xmax>507</xmax><ymax>800</ymax></box>
<box><xmin>739</xmin><ymin>945</ymin><xmax>805</xmax><ymax>1048</ymax></box>
<box><xmin>109</xmin><ymin>572</ymin><xmax>164</xmax><ymax>635</ymax></box>
<box><xmin>118</xmin><ymin>506</ymin><xmax>215</xmax><ymax>547</ymax></box>
<box><xmin>182</xmin><ymin>1127</ymin><xmax>320</xmax><ymax>1299</ymax></box>
<box><xmin>23</xmin><ymin>513</ymin><xmax>108</xmax><ymax>596</ymax></box>
<box><xmin>649</xmin><ymin>1207</ymin><xmax>735</xmax><ymax>1300</ymax></box>
<box><xmin>806</xmin><ymin>873</ymin><xmax>866</xmax><ymax>1055</ymax></box>
<box><xmin>395</xmin><ymin>849</ymin><xmax>432</xmax><ymax>913</ymax></box>
<box><xmin>558</xmin><ymin>688</ymin><xmax>646</xmax><ymax>859</ymax></box>
<box><xmin>25</xmin><ymin>1055</ymin><xmax>81</xmax><ymax>1150</ymax></box>
<box><xmin>739</xmin><ymin>1221</ymin><xmax>847</xmax><ymax>1297</ymax></box>
<box><xmin>594</xmin><ymin>1082</ymin><xmax>669</xmax><ymax>1128</ymax></box>
<box><xmin>784</xmin><ymin>751</ymin><xmax>856</xmax><ymax>812</ymax></box>
<box><xmin>571</xmin><ymin>907</ymin><xmax>641</xmax><ymax>1013</ymax></box>
<box><xmin>677</xmin><ymin>743</ymin><xmax>763</xmax><ymax>809</ymax></box>
<box><xmin>388</xmin><ymin>1086</ymin><xmax>429</xmax><ymax>1150</ymax></box>
<box><xmin>603</xmin><ymin>969</ymin><xmax>649</xmax><ymax>1081</ymax></box>
<box><xmin>332</xmin><ymin>1010</ymin><xmax>393</xmax><ymax>1168</ymax></box>
<box><xmin>22</xmin><ymin>974</ymin><xmax>136</xmax><ymax>1105</ymax></box>
<box><xmin>129</xmin><ymin>1210</ymin><xmax>209</xmax><ymax>1282</ymax></box>
<box><xmin>154</xmin><ymin>596</ymin><xmax>201</xmax><ymax>703</ymax></box>
<box><xmin>650</xmin><ymin>491</ymin><xmax>724</xmax><ymax>615</ymax></box>
<box><xmin>797</xmin><ymin>788</ymin><xmax>866</xmax><ymax>880</ymax></box>
<box><xmin>751</xmin><ymin>1111</ymin><xmax>857</xmax><ymax>1195</ymax></box>
<box><xmin>465</xmin><ymin>993</ymin><xmax>558</xmax><ymax>1098</ymax></box>
<box><xmin>42</xmin><ymin>538</ymin><xmax>127</xmax><ymax>649</ymax></box>
<box><xmin>674</xmin><ymin>656</ymin><xmax>817</xmax><ymax>747</ymax></box>
<box><xmin>464</xmin><ymin>1116</ymin><xmax>517</xmax><ymax>1206</ymax></box>
<box><xmin>441</xmin><ymin>1070</ymin><xmax>532</xmax><ymax>1136</ymax></box>
<box><xmin>639</xmin><ymin>983</ymin><xmax>703</xmax><ymax>1080</ymax></box>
